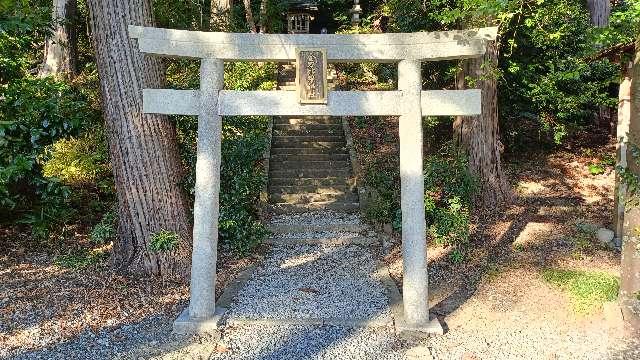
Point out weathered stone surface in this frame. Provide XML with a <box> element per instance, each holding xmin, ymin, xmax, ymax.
<box><xmin>596</xmin><ymin>228</ymin><xmax>615</xmax><ymax>245</ymax></box>
<box><xmin>398</xmin><ymin>59</ymin><xmax>430</xmax><ymax>326</ymax></box>
<box><xmin>143</xmin><ymin>89</ymin><xmax>482</xmax><ymax>117</ymax></box>
<box><xmin>187</xmin><ymin>58</ymin><xmax>224</xmax><ymax>324</ymax></box>
<box><xmin>130</xmin><ymin>25</ymin><xmax>498</xmax><ymax>62</ymax></box>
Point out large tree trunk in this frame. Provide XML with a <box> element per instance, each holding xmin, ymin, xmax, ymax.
<box><xmin>620</xmin><ymin>36</ymin><xmax>640</xmax><ymax>335</ymax></box>
<box><xmin>258</xmin><ymin>0</ymin><xmax>267</xmax><ymax>33</ymax></box>
<box><xmin>86</xmin><ymin>0</ymin><xmax>192</xmax><ymax>277</ymax></box>
<box><xmin>243</xmin><ymin>0</ymin><xmax>257</xmax><ymax>33</ymax></box>
<box><xmin>40</xmin><ymin>0</ymin><xmax>77</xmax><ymax>77</ymax></box>
<box><xmin>211</xmin><ymin>0</ymin><xmax>232</xmax><ymax>31</ymax></box>
<box><xmin>586</xmin><ymin>0</ymin><xmax>611</xmax><ymax>27</ymax></box>
<box><xmin>454</xmin><ymin>40</ymin><xmax>511</xmax><ymax>207</ymax></box>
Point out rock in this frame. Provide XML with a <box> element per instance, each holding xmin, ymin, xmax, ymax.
<box><xmin>383</xmin><ymin>223</ymin><xmax>393</xmax><ymax>235</ymax></box>
<box><xmin>596</xmin><ymin>228</ymin><xmax>615</xmax><ymax>246</ymax></box>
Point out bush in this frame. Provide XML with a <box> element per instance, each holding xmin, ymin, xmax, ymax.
<box><xmin>170</xmin><ymin>62</ymin><xmax>274</xmax><ymax>256</ymax></box>
<box><xmin>0</xmin><ymin>77</ymin><xmax>99</xmax><ymax>233</ymax></box>
<box><xmin>424</xmin><ymin>144</ymin><xmax>477</xmax><ymax>255</ymax></box>
<box><xmin>41</xmin><ymin>131</ymin><xmax>110</xmax><ymax>186</ymax></box>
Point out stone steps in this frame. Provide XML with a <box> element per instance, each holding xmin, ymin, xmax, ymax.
<box><xmin>270</xmin><ymin>154</ymin><xmax>350</xmax><ymax>162</ymax></box>
<box><xmin>268</xmin><ymin>202</ymin><xmax>360</xmax><ymax>214</ymax></box>
<box><xmin>275</xmin><ymin>117</ymin><xmax>340</xmax><ymax>125</ymax></box>
<box><xmin>267</xmin><ymin>222</ymin><xmax>368</xmax><ymax>234</ymax></box>
<box><xmin>273</xmin><ymin>124</ymin><xmax>342</xmax><ymax>131</ymax></box>
<box><xmin>269</xmin><ymin>184</ymin><xmax>351</xmax><ymax>194</ymax></box>
<box><xmin>270</xmin><ymin>192</ymin><xmax>358</xmax><ymax>204</ymax></box>
<box><xmin>273</xmin><ymin>128</ymin><xmax>343</xmax><ymax>137</ymax></box>
<box><xmin>273</xmin><ymin>135</ymin><xmax>344</xmax><ymax>143</ymax></box>
<box><xmin>270</xmin><ymin>169</ymin><xmax>352</xmax><ymax>178</ymax></box>
<box><xmin>269</xmin><ymin>177</ymin><xmax>352</xmax><ymax>187</ymax></box>
<box><xmin>270</xmin><ymin>147</ymin><xmax>347</xmax><ymax>155</ymax></box>
<box><xmin>270</xmin><ymin>160</ymin><xmax>350</xmax><ymax>170</ymax></box>
<box><xmin>271</xmin><ymin>141</ymin><xmax>346</xmax><ymax>150</ymax></box>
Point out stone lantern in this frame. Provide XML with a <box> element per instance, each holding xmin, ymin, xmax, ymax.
<box><xmin>350</xmin><ymin>0</ymin><xmax>362</xmax><ymax>26</ymax></box>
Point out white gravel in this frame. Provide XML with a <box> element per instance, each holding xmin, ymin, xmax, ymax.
<box><xmin>210</xmin><ymin>324</ymin><xmax>412</xmax><ymax>360</ymax></box>
<box><xmin>228</xmin><ymin>243</ymin><xmax>391</xmax><ymax>322</ymax></box>
<box><xmin>271</xmin><ymin>231</ymin><xmax>362</xmax><ymax>240</ymax></box>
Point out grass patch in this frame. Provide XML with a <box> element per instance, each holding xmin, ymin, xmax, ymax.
<box><xmin>54</xmin><ymin>248</ymin><xmax>108</xmax><ymax>269</ymax></box>
<box><xmin>541</xmin><ymin>268</ymin><xmax>619</xmax><ymax>315</ymax></box>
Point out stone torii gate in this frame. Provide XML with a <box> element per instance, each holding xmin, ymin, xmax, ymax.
<box><xmin>129</xmin><ymin>25</ymin><xmax>497</xmax><ymax>334</ymax></box>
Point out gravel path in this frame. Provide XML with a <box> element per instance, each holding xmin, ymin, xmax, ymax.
<box><xmin>227</xmin><ymin>243</ymin><xmax>392</xmax><ymax>323</ymax></box>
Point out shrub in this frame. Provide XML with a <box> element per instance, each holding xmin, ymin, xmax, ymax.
<box><xmin>149</xmin><ymin>230</ymin><xmax>180</xmax><ymax>252</ymax></box>
<box><xmin>0</xmin><ymin>76</ymin><xmax>100</xmax><ymax>239</ymax></box>
<box><xmin>90</xmin><ymin>210</ymin><xmax>117</xmax><ymax>244</ymax></box>
<box><xmin>41</xmin><ymin>131</ymin><xmax>109</xmax><ymax>186</ymax></box>
<box><xmin>424</xmin><ymin>144</ymin><xmax>478</xmax><ymax>255</ymax></box>
<box><xmin>169</xmin><ymin>62</ymin><xmax>274</xmax><ymax>256</ymax></box>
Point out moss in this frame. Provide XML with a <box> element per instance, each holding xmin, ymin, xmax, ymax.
<box><xmin>542</xmin><ymin>268</ymin><xmax>619</xmax><ymax>315</ymax></box>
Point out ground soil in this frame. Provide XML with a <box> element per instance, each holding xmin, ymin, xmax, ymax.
<box><xmin>1</xmin><ymin>135</ymin><xmax>637</xmax><ymax>358</ymax></box>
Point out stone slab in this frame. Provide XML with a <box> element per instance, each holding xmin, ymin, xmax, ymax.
<box><xmin>130</xmin><ymin>25</ymin><xmax>498</xmax><ymax>62</ymax></box>
<box><xmin>142</xmin><ymin>89</ymin><xmax>482</xmax><ymax>117</ymax></box>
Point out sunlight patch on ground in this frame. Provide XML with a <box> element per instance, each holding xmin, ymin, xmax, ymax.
<box><xmin>513</xmin><ymin>222</ymin><xmax>559</xmax><ymax>248</ymax></box>
<box><xmin>516</xmin><ymin>180</ymin><xmax>547</xmax><ymax>195</ymax></box>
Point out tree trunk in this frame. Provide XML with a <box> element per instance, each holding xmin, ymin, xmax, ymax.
<box><xmin>620</xmin><ymin>36</ymin><xmax>640</xmax><ymax>335</ymax></box>
<box><xmin>243</xmin><ymin>0</ymin><xmax>257</xmax><ymax>33</ymax></box>
<box><xmin>454</xmin><ymin>40</ymin><xmax>511</xmax><ymax>207</ymax></box>
<box><xmin>258</xmin><ymin>0</ymin><xmax>267</xmax><ymax>33</ymax></box>
<box><xmin>211</xmin><ymin>0</ymin><xmax>232</xmax><ymax>31</ymax></box>
<box><xmin>586</xmin><ymin>0</ymin><xmax>611</xmax><ymax>27</ymax></box>
<box><xmin>40</xmin><ymin>0</ymin><xmax>77</xmax><ymax>77</ymax></box>
<box><xmin>86</xmin><ymin>0</ymin><xmax>192</xmax><ymax>277</ymax></box>
<box><xmin>615</xmin><ymin>63</ymin><xmax>633</xmax><ymax>240</ymax></box>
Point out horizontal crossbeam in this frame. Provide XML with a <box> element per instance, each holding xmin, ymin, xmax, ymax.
<box><xmin>142</xmin><ymin>89</ymin><xmax>481</xmax><ymax>117</ymax></box>
<box><xmin>129</xmin><ymin>25</ymin><xmax>497</xmax><ymax>62</ymax></box>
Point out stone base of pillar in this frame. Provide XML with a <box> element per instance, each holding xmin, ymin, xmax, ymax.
<box><xmin>172</xmin><ymin>306</ymin><xmax>226</xmax><ymax>334</ymax></box>
<box><xmin>395</xmin><ymin>315</ymin><xmax>444</xmax><ymax>336</ymax></box>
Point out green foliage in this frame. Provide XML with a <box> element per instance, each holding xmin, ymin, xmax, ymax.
<box><xmin>170</xmin><ymin>62</ymin><xmax>274</xmax><ymax>256</ymax></box>
<box><xmin>542</xmin><ymin>268</ymin><xmax>619</xmax><ymax>314</ymax></box>
<box><xmin>54</xmin><ymin>248</ymin><xmax>107</xmax><ymax>269</ymax></box>
<box><xmin>90</xmin><ymin>210</ymin><xmax>116</xmax><ymax>245</ymax></box>
<box><xmin>424</xmin><ymin>145</ymin><xmax>478</xmax><ymax>255</ymax></box>
<box><xmin>500</xmin><ymin>0</ymin><xmax>619</xmax><ymax>147</ymax></box>
<box><xmin>0</xmin><ymin>0</ymin><xmax>51</xmax><ymax>82</ymax></box>
<box><xmin>0</xmin><ymin>77</ymin><xmax>99</xmax><ymax>226</ymax></box>
<box><xmin>587</xmin><ymin>163</ymin><xmax>605</xmax><ymax>176</ymax></box>
<box><xmin>591</xmin><ymin>0</ymin><xmax>640</xmax><ymax>50</ymax></box>
<box><xmin>149</xmin><ymin>230</ymin><xmax>180</xmax><ymax>252</ymax></box>
<box><xmin>41</xmin><ymin>132</ymin><xmax>110</xmax><ymax>186</ymax></box>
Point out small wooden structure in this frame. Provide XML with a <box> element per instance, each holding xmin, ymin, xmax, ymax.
<box><xmin>286</xmin><ymin>1</ymin><xmax>318</xmax><ymax>34</ymax></box>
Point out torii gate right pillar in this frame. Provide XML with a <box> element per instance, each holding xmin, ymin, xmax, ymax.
<box><xmin>397</xmin><ymin>59</ymin><xmax>442</xmax><ymax>334</ymax></box>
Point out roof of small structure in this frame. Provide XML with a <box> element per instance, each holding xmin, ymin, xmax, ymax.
<box><xmin>287</xmin><ymin>0</ymin><xmax>319</xmax><ymax>11</ymax></box>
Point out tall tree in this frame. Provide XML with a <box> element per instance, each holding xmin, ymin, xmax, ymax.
<box><xmin>586</xmin><ymin>0</ymin><xmax>611</xmax><ymax>27</ymax></box>
<box><xmin>454</xmin><ymin>35</ymin><xmax>511</xmax><ymax>207</ymax></box>
<box><xmin>243</xmin><ymin>0</ymin><xmax>257</xmax><ymax>33</ymax></box>
<box><xmin>86</xmin><ymin>0</ymin><xmax>192</xmax><ymax>277</ymax></box>
<box><xmin>258</xmin><ymin>0</ymin><xmax>267</xmax><ymax>33</ymax></box>
<box><xmin>40</xmin><ymin>0</ymin><xmax>77</xmax><ymax>77</ymax></box>
<box><xmin>211</xmin><ymin>0</ymin><xmax>232</xmax><ymax>31</ymax></box>
<box><xmin>620</xmin><ymin>35</ymin><xmax>640</xmax><ymax>335</ymax></box>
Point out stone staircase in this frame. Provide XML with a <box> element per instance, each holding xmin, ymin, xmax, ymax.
<box><xmin>267</xmin><ymin>63</ymin><xmax>359</xmax><ymax>214</ymax></box>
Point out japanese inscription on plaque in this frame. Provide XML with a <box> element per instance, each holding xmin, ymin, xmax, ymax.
<box><xmin>296</xmin><ymin>48</ymin><xmax>328</xmax><ymax>104</ymax></box>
